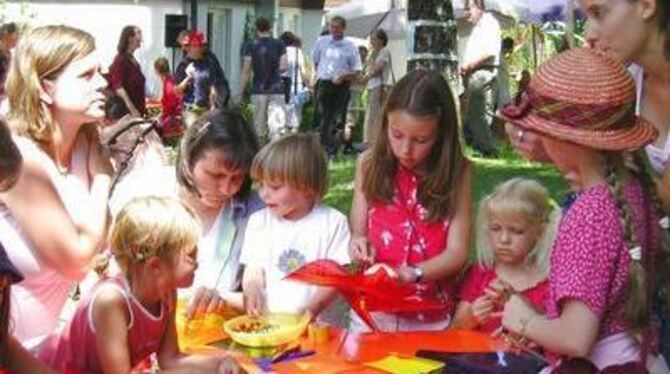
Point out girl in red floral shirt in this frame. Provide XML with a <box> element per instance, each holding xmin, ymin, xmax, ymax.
<box><xmin>349</xmin><ymin>69</ymin><xmax>472</xmax><ymax>332</ymax></box>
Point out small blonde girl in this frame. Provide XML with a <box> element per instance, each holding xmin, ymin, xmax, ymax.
<box><xmin>241</xmin><ymin>133</ymin><xmax>350</xmax><ymax>318</ymax></box>
<box><xmin>453</xmin><ymin>178</ymin><xmax>559</xmax><ymax>334</ymax></box>
<box><xmin>37</xmin><ymin>196</ymin><xmax>242</xmax><ymax>374</ymax></box>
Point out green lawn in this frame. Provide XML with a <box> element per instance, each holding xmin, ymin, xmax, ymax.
<box><xmin>324</xmin><ymin>145</ymin><xmax>568</xmax><ymax>217</ymax></box>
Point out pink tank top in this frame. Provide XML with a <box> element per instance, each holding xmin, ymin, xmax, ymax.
<box><xmin>37</xmin><ymin>276</ymin><xmax>171</xmax><ymax>373</ymax></box>
<box><xmin>367</xmin><ymin>167</ymin><xmax>456</xmax><ymax>314</ymax></box>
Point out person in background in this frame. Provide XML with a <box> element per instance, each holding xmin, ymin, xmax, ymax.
<box><xmin>312</xmin><ymin>16</ymin><xmax>362</xmax><ymax>159</ymax></box>
<box><xmin>339</xmin><ymin>45</ymin><xmax>368</xmax><ymax>155</ymax></box>
<box><xmin>279</xmin><ymin>31</ymin><xmax>310</xmax><ymax>135</ymax></box>
<box><xmin>154</xmin><ymin>56</ymin><xmax>183</xmax><ymax>138</ymax></box>
<box><xmin>460</xmin><ymin>0</ymin><xmax>502</xmax><ymax>157</ymax></box>
<box><xmin>174</xmin><ymin>30</ymin><xmax>228</xmax><ymax>127</ymax></box>
<box><xmin>237</xmin><ymin>17</ymin><xmax>287</xmax><ymax>144</ymax></box>
<box><xmin>0</xmin><ymin>22</ymin><xmax>18</xmax><ymax>103</ymax></box>
<box><xmin>0</xmin><ymin>25</ymin><xmax>113</xmax><ymax>345</ymax></box>
<box><xmin>496</xmin><ymin>37</ymin><xmax>514</xmax><ymax>110</ymax></box>
<box><xmin>362</xmin><ymin>28</ymin><xmax>393</xmax><ymax>148</ymax></box>
<box><xmin>108</xmin><ymin>25</ymin><xmax>146</xmax><ymax>117</ymax></box>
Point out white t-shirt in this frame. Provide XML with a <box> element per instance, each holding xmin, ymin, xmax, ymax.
<box><xmin>284</xmin><ymin>46</ymin><xmax>305</xmax><ymax>95</ymax></box>
<box><xmin>367</xmin><ymin>47</ymin><xmax>393</xmax><ymax>90</ymax></box>
<box><xmin>240</xmin><ymin>204</ymin><xmax>350</xmax><ymax>313</ymax></box>
<box><xmin>630</xmin><ymin>63</ymin><xmax>669</xmax><ymax>174</ymax></box>
<box><xmin>462</xmin><ymin>12</ymin><xmax>501</xmax><ymax>67</ymax></box>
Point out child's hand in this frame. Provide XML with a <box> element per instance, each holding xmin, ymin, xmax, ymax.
<box><xmin>349</xmin><ymin>237</ymin><xmax>376</xmax><ymax>265</ymax></box>
<box><xmin>471</xmin><ymin>295</ymin><xmax>495</xmax><ymax>325</ymax></box>
<box><xmin>485</xmin><ymin>278</ymin><xmax>514</xmax><ymax>306</ymax></box>
<box><xmin>217</xmin><ymin>356</ymin><xmax>245</xmax><ymax>374</ymax></box>
<box><xmin>186</xmin><ymin>287</ymin><xmax>227</xmax><ymax>320</ymax></box>
<box><xmin>242</xmin><ymin>268</ymin><xmax>266</xmax><ymax>317</ymax></box>
<box><xmin>363</xmin><ymin>263</ymin><xmax>398</xmax><ymax>279</ymax></box>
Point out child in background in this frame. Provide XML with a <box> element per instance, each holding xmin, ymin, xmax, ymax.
<box><xmin>348</xmin><ymin>69</ymin><xmax>472</xmax><ymax>332</ymax></box>
<box><xmin>154</xmin><ymin>56</ymin><xmax>183</xmax><ymax>138</ymax></box>
<box><xmin>241</xmin><ymin>133</ymin><xmax>350</xmax><ymax>318</ymax></box>
<box><xmin>452</xmin><ymin>178</ymin><xmax>559</xmax><ymax>333</ymax></box>
<box><xmin>36</xmin><ymin>197</ymin><xmax>242</xmax><ymax>373</ymax></box>
<box><xmin>500</xmin><ymin>48</ymin><xmax>667</xmax><ymax>371</ymax></box>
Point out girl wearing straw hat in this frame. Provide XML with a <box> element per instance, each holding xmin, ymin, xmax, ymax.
<box><xmin>500</xmin><ymin>48</ymin><xmax>669</xmax><ymax>372</ymax></box>
<box><xmin>507</xmin><ymin>0</ymin><xmax>670</xmax><ymax>174</ymax></box>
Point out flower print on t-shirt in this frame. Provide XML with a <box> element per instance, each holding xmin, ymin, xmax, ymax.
<box><xmin>277</xmin><ymin>248</ymin><xmax>306</xmax><ymax>274</ymax></box>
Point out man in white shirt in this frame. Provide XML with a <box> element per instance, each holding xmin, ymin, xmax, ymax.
<box><xmin>312</xmin><ymin>16</ymin><xmax>362</xmax><ymax>159</ymax></box>
<box><xmin>460</xmin><ymin>0</ymin><xmax>501</xmax><ymax>157</ymax></box>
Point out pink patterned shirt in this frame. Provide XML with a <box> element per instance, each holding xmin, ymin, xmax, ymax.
<box><xmin>367</xmin><ymin>167</ymin><xmax>456</xmax><ymax>313</ymax></box>
<box><xmin>547</xmin><ymin>182</ymin><xmax>655</xmax><ymax>340</ymax></box>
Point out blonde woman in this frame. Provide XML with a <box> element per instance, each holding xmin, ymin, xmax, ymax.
<box><xmin>0</xmin><ymin>25</ymin><xmax>112</xmax><ymax>344</ymax></box>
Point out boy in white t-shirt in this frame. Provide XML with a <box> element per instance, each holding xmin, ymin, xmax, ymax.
<box><xmin>241</xmin><ymin>133</ymin><xmax>350</xmax><ymax>318</ymax></box>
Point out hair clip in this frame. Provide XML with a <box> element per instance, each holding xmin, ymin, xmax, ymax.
<box><xmin>659</xmin><ymin>216</ymin><xmax>670</xmax><ymax>230</ymax></box>
<box><xmin>628</xmin><ymin>246</ymin><xmax>642</xmax><ymax>262</ymax></box>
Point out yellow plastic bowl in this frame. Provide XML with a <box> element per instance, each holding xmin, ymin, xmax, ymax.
<box><xmin>223</xmin><ymin>313</ymin><xmax>310</xmax><ymax>347</ymax></box>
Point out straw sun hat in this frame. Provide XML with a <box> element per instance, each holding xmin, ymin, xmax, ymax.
<box><xmin>501</xmin><ymin>47</ymin><xmax>657</xmax><ymax>151</ymax></box>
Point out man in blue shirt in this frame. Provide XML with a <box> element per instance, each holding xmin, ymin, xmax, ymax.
<box><xmin>237</xmin><ymin>17</ymin><xmax>287</xmax><ymax>144</ymax></box>
<box><xmin>311</xmin><ymin>16</ymin><xmax>362</xmax><ymax>158</ymax></box>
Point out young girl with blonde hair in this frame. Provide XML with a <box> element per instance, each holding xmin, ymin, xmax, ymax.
<box><xmin>348</xmin><ymin>69</ymin><xmax>471</xmax><ymax>332</ymax></box>
<box><xmin>36</xmin><ymin>197</ymin><xmax>242</xmax><ymax>373</ymax></box>
<box><xmin>241</xmin><ymin>133</ymin><xmax>350</xmax><ymax>318</ymax></box>
<box><xmin>500</xmin><ymin>47</ymin><xmax>668</xmax><ymax>372</ymax></box>
<box><xmin>452</xmin><ymin>177</ymin><xmax>559</xmax><ymax>333</ymax></box>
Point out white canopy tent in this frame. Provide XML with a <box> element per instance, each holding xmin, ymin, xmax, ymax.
<box><xmin>325</xmin><ymin>0</ymin><xmax>406</xmax><ymax>39</ymax></box>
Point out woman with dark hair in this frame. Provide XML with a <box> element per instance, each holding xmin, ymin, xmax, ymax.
<box><xmin>362</xmin><ymin>28</ymin><xmax>393</xmax><ymax>146</ymax></box>
<box><xmin>108</xmin><ymin>25</ymin><xmax>146</xmax><ymax>117</ymax></box>
<box><xmin>176</xmin><ymin>109</ymin><xmax>264</xmax><ymax>317</ymax></box>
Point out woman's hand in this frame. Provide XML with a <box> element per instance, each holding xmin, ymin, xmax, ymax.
<box><xmin>186</xmin><ymin>287</ymin><xmax>227</xmax><ymax>320</ymax></box>
<box><xmin>501</xmin><ymin>294</ymin><xmax>540</xmax><ymax>336</ymax></box>
<box><xmin>217</xmin><ymin>356</ymin><xmax>244</xmax><ymax>374</ymax></box>
<box><xmin>504</xmin><ymin>122</ymin><xmax>550</xmax><ymax>163</ymax></box>
<box><xmin>349</xmin><ymin>236</ymin><xmax>376</xmax><ymax>265</ymax></box>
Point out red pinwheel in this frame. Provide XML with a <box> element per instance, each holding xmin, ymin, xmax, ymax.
<box><xmin>285</xmin><ymin>260</ymin><xmax>448</xmax><ymax>331</ymax></box>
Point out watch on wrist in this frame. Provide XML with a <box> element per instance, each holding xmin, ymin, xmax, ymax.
<box><xmin>412</xmin><ymin>265</ymin><xmax>424</xmax><ymax>283</ymax></box>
